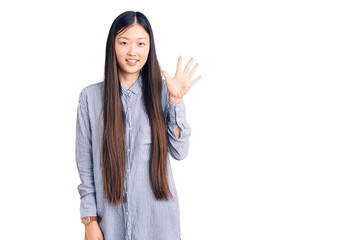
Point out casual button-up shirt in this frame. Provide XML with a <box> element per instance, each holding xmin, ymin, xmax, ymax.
<box><xmin>75</xmin><ymin>72</ymin><xmax>191</xmax><ymax>240</ymax></box>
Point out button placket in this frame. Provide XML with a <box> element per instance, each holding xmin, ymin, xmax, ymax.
<box><xmin>127</xmin><ymin>105</ymin><xmax>132</xmax><ymax>162</ymax></box>
<box><xmin>124</xmin><ymin>95</ymin><xmax>133</xmax><ymax>221</ymax></box>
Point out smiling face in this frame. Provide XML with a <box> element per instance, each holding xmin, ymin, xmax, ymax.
<box><xmin>115</xmin><ymin>23</ymin><xmax>150</xmax><ymax>78</ymax></box>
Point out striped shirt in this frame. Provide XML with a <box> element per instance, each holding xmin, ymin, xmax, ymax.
<box><xmin>75</xmin><ymin>72</ymin><xmax>190</xmax><ymax>240</ymax></box>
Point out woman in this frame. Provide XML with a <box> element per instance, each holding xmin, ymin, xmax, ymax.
<box><xmin>75</xmin><ymin>11</ymin><xmax>201</xmax><ymax>240</ymax></box>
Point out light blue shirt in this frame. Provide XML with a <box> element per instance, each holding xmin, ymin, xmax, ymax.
<box><xmin>75</xmin><ymin>72</ymin><xmax>190</xmax><ymax>240</ymax></box>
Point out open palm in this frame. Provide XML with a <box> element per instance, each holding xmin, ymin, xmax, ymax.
<box><xmin>161</xmin><ymin>56</ymin><xmax>201</xmax><ymax>103</ymax></box>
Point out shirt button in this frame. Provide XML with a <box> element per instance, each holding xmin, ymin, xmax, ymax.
<box><xmin>177</xmin><ymin>118</ymin><xmax>181</xmax><ymax>121</ymax></box>
<box><xmin>126</xmin><ymin>212</ymin><xmax>128</xmax><ymax>215</ymax></box>
<box><xmin>127</xmin><ymin>169</ymin><xmax>130</xmax><ymax>172</ymax></box>
<box><xmin>128</xmin><ymin>127</ymin><xmax>131</xmax><ymax>130</ymax></box>
<box><xmin>128</xmin><ymin>107</ymin><xmax>131</xmax><ymax>111</ymax></box>
<box><xmin>126</xmin><ymin>191</ymin><xmax>128</xmax><ymax>194</ymax></box>
<box><xmin>176</xmin><ymin>107</ymin><xmax>179</xmax><ymax>110</ymax></box>
<box><xmin>128</xmin><ymin>148</ymin><xmax>130</xmax><ymax>151</ymax></box>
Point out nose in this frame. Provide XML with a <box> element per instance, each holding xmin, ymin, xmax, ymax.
<box><xmin>128</xmin><ymin>43</ymin><xmax>136</xmax><ymax>56</ymax></box>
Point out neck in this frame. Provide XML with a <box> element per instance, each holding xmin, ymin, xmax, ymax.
<box><xmin>119</xmin><ymin>71</ymin><xmax>140</xmax><ymax>89</ymax></box>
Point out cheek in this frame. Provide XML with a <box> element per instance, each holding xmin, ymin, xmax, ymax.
<box><xmin>140</xmin><ymin>48</ymin><xmax>150</xmax><ymax>60</ymax></box>
<box><xmin>115</xmin><ymin>47</ymin><xmax>125</xmax><ymax>59</ymax></box>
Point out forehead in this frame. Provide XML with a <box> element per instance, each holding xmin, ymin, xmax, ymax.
<box><xmin>116</xmin><ymin>24</ymin><xmax>149</xmax><ymax>39</ymax></box>
<box><xmin>118</xmin><ymin>36</ymin><xmax>148</xmax><ymax>40</ymax></box>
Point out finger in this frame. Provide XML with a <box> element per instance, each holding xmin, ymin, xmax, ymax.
<box><xmin>98</xmin><ymin>233</ymin><xmax>103</xmax><ymax>240</ymax></box>
<box><xmin>190</xmin><ymin>75</ymin><xmax>202</xmax><ymax>88</ymax></box>
<box><xmin>160</xmin><ymin>70</ymin><xmax>171</xmax><ymax>82</ymax></box>
<box><xmin>188</xmin><ymin>63</ymin><xmax>199</xmax><ymax>79</ymax></box>
<box><xmin>176</xmin><ymin>56</ymin><xmax>182</xmax><ymax>74</ymax></box>
<box><xmin>160</xmin><ymin>70</ymin><xmax>165</xmax><ymax>79</ymax></box>
<box><xmin>183</xmin><ymin>57</ymin><xmax>194</xmax><ymax>74</ymax></box>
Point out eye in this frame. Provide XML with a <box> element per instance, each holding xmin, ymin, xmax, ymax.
<box><xmin>120</xmin><ymin>42</ymin><xmax>127</xmax><ymax>45</ymax></box>
<box><xmin>139</xmin><ymin>42</ymin><xmax>145</xmax><ymax>46</ymax></box>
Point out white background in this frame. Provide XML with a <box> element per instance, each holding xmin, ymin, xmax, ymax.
<box><xmin>0</xmin><ymin>0</ymin><xmax>358</xmax><ymax>239</ymax></box>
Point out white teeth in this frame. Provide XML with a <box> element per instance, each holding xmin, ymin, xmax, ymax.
<box><xmin>127</xmin><ymin>60</ymin><xmax>137</xmax><ymax>63</ymax></box>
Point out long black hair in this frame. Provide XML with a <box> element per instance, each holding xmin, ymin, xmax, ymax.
<box><xmin>101</xmin><ymin>10</ymin><xmax>173</xmax><ymax>206</ymax></box>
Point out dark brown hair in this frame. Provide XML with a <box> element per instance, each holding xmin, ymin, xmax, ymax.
<box><xmin>101</xmin><ymin>11</ymin><xmax>173</xmax><ymax>206</ymax></box>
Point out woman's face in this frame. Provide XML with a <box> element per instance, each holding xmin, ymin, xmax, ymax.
<box><xmin>115</xmin><ymin>23</ymin><xmax>150</xmax><ymax>76</ymax></box>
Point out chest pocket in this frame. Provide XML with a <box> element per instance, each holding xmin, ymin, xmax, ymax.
<box><xmin>139</xmin><ymin>123</ymin><xmax>152</xmax><ymax>144</ymax></box>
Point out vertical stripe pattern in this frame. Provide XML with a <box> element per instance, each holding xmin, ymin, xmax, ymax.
<box><xmin>75</xmin><ymin>72</ymin><xmax>191</xmax><ymax>240</ymax></box>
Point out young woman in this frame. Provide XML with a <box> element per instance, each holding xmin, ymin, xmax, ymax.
<box><xmin>75</xmin><ymin>11</ymin><xmax>201</xmax><ymax>240</ymax></box>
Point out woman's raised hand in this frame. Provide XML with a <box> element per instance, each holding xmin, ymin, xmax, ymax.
<box><xmin>161</xmin><ymin>56</ymin><xmax>201</xmax><ymax>104</ymax></box>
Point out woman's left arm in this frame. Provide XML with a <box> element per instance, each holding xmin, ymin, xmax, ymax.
<box><xmin>165</xmin><ymin>97</ymin><xmax>192</xmax><ymax>160</ymax></box>
<box><xmin>161</xmin><ymin>56</ymin><xmax>201</xmax><ymax>160</ymax></box>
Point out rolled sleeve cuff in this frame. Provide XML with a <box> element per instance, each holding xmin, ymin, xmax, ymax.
<box><xmin>80</xmin><ymin>192</ymin><xmax>98</xmax><ymax>219</ymax></box>
<box><xmin>167</xmin><ymin>99</ymin><xmax>187</xmax><ymax>125</ymax></box>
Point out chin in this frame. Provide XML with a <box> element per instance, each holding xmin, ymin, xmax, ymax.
<box><xmin>122</xmin><ymin>69</ymin><xmax>141</xmax><ymax>75</ymax></box>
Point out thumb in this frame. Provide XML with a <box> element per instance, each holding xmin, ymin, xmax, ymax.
<box><xmin>160</xmin><ymin>70</ymin><xmax>170</xmax><ymax>81</ymax></box>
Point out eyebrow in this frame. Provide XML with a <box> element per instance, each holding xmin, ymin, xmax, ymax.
<box><xmin>118</xmin><ymin>37</ymin><xmax>148</xmax><ymax>40</ymax></box>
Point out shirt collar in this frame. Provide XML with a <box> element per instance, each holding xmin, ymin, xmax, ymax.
<box><xmin>120</xmin><ymin>72</ymin><xmax>143</xmax><ymax>95</ymax></box>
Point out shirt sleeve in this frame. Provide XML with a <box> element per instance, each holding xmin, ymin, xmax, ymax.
<box><xmin>75</xmin><ymin>89</ymin><xmax>98</xmax><ymax>219</ymax></box>
<box><xmin>162</xmin><ymin>79</ymin><xmax>192</xmax><ymax>160</ymax></box>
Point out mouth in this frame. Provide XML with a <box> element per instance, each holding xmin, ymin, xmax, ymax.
<box><xmin>126</xmin><ymin>59</ymin><xmax>139</xmax><ymax>66</ymax></box>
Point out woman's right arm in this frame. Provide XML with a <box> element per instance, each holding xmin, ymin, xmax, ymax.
<box><xmin>85</xmin><ymin>221</ymin><xmax>104</xmax><ymax>240</ymax></box>
<box><xmin>75</xmin><ymin>89</ymin><xmax>103</xmax><ymax>239</ymax></box>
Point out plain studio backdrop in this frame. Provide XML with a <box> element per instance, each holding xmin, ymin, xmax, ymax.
<box><xmin>0</xmin><ymin>0</ymin><xmax>358</xmax><ymax>239</ymax></box>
